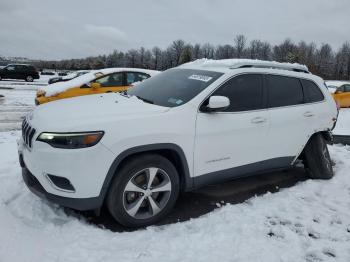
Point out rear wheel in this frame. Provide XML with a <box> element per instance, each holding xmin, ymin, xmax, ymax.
<box><xmin>106</xmin><ymin>154</ymin><xmax>180</xmax><ymax>227</ymax></box>
<box><xmin>303</xmin><ymin>133</ymin><xmax>333</xmax><ymax>179</ymax></box>
<box><xmin>25</xmin><ymin>75</ymin><xmax>34</xmax><ymax>82</ymax></box>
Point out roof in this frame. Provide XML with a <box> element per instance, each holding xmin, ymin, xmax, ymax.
<box><xmin>325</xmin><ymin>80</ymin><xmax>350</xmax><ymax>87</ymax></box>
<box><xmin>40</xmin><ymin>67</ymin><xmax>160</xmax><ymax>96</ymax></box>
<box><xmin>180</xmin><ymin>59</ymin><xmax>309</xmax><ymax>74</ymax></box>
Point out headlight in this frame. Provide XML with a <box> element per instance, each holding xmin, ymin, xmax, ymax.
<box><xmin>37</xmin><ymin>131</ymin><xmax>104</xmax><ymax>149</ymax></box>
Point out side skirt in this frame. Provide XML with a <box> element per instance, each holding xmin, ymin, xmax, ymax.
<box><xmin>193</xmin><ymin>157</ymin><xmax>295</xmax><ymax>189</ymax></box>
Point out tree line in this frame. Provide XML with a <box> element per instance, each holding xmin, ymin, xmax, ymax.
<box><xmin>15</xmin><ymin>35</ymin><xmax>350</xmax><ymax>80</ymax></box>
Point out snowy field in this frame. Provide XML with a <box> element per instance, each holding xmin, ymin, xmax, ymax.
<box><xmin>1</xmin><ymin>131</ymin><xmax>350</xmax><ymax>261</ymax></box>
<box><xmin>0</xmin><ymin>76</ymin><xmax>49</xmax><ymax>131</ymax></box>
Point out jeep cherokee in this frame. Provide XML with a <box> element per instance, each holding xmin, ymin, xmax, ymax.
<box><xmin>18</xmin><ymin>59</ymin><xmax>338</xmax><ymax>227</ymax></box>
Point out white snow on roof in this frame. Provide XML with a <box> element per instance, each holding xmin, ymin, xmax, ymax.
<box><xmin>40</xmin><ymin>68</ymin><xmax>159</xmax><ymax>96</ymax></box>
<box><xmin>181</xmin><ymin>58</ymin><xmax>309</xmax><ymax>73</ymax></box>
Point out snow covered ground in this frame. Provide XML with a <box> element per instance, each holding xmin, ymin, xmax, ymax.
<box><xmin>1</xmin><ymin>132</ymin><xmax>350</xmax><ymax>261</ymax></box>
<box><xmin>0</xmin><ymin>78</ymin><xmax>41</xmax><ymax>131</ymax></box>
<box><xmin>333</xmin><ymin>109</ymin><xmax>350</xmax><ymax>136</ymax></box>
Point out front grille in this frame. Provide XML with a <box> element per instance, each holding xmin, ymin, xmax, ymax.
<box><xmin>22</xmin><ymin>119</ymin><xmax>36</xmax><ymax>148</ymax></box>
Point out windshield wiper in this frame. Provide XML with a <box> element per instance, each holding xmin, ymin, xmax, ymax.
<box><xmin>135</xmin><ymin>95</ymin><xmax>154</xmax><ymax>104</ymax></box>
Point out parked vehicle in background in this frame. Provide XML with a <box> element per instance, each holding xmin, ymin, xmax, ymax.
<box><xmin>36</xmin><ymin>68</ymin><xmax>159</xmax><ymax>105</ymax></box>
<box><xmin>325</xmin><ymin>80</ymin><xmax>350</xmax><ymax>108</ymax></box>
<box><xmin>48</xmin><ymin>70</ymin><xmax>90</xmax><ymax>84</ymax></box>
<box><xmin>0</xmin><ymin>64</ymin><xmax>39</xmax><ymax>82</ymax></box>
<box><xmin>40</xmin><ymin>71</ymin><xmax>55</xmax><ymax>76</ymax></box>
<box><xmin>19</xmin><ymin>59</ymin><xmax>338</xmax><ymax>227</ymax></box>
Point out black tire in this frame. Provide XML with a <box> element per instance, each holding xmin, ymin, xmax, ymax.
<box><xmin>106</xmin><ymin>154</ymin><xmax>180</xmax><ymax>227</ymax></box>
<box><xmin>25</xmin><ymin>75</ymin><xmax>34</xmax><ymax>82</ymax></box>
<box><xmin>303</xmin><ymin>133</ymin><xmax>334</xmax><ymax>179</ymax></box>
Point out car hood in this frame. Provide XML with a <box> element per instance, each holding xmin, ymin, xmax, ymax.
<box><xmin>29</xmin><ymin>93</ymin><xmax>170</xmax><ymax>131</ymax></box>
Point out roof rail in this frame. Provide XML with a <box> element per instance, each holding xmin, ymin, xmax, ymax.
<box><xmin>181</xmin><ymin>59</ymin><xmax>310</xmax><ymax>74</ymax></box>
<box><xmin>229</xmin><ymin>60</ymin><xmax>309</xmax><ymax>74</ymax></box>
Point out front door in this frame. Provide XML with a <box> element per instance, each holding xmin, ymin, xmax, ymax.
<box><xmin>194</xmin><ymin>74</ymin><xmax>269</xmax><ymax>185</ymax></box>
<box><xmin>3</xmin><ymin>65</ymin><xmax>16</xmax><ymax>79</ymax></box>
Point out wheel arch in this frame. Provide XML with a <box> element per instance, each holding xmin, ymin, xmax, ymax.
<box><xmin>99</xmin><ymin>143</ymin><xmax>193</xmax><ymax>203</ymax></box>
<box><xmin>295</xmin><ymin>130</ymin><xmax>333</xmax><ymax>162</ymax></box>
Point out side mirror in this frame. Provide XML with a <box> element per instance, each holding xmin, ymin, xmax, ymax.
<box><xmin>203</xmin><ymin>96</ymin><xmax>230</xmax><ymax>112</ymax></box>
<box><xmin>90</xmin><ymin>82</ymin><xmax>101</xmax><ymax>89</ymax></box>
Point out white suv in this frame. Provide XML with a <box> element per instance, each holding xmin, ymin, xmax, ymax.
<box><xmin>18</xmin><ymin>59</ymin><xmax>338</xmax><ymax>227</ymax></box>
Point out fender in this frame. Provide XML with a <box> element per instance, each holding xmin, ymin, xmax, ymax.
<box><xmin>98</xmin><ymin>143</ymin><xmax>193</xmax><ymax>204</ymax></box>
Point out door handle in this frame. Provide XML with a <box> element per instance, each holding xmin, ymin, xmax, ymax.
<box><xmin>251</xmin><ymin>117</ymin><xmax>267</xmax><ymax>124</ymax></box>
<box><xmin>303</xmin><ymin>111</ymin><xmax>315</xmax><ymax>117</ymax></box>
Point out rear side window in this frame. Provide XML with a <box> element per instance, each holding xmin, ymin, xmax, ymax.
<box><xmin>213</xmin><ymin>74</ymin><xmax>264</xmax><ymax>112</ymax></box>
<box><xmin>126</xmin><ymin>72</ymin><xmax>150</xmax><ymax>85</ymax></box>
<box><xmin>267</xmin><ymin>75</ymin><xmax>304</xmax><ymax>108</ymax></box>
<box><xmin>344</xmin><ymin>85</ymin><xmax>350</xmax><ymax>92</ymax></box>
<box><xmin>301</xmin><ymin>79</ymin><xmax>324</xmax><ymax>102</ymax></box>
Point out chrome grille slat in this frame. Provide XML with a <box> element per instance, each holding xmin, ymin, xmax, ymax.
<box><xmin>21</xmin><ymin>119</ymin><xmax>36</xmax><ymax>149</ymax></box>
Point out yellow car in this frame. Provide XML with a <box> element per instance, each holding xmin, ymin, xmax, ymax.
<box><xmin>326</xmin><ymin>81</ymin><xmax>350</xmax><ymax>108</ymax></box>
<box><xmin>35</xmin><ymin>68</ymin><xmax>159</xmax><ymax>105</ymax></box>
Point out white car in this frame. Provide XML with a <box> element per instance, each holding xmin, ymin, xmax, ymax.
<box><xmin>18</xmin><ymin>59</ymin><xmax>338</xmax><ymax>227</ymax></box>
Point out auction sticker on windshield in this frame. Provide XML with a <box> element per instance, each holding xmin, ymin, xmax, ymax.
<box><xmin>188</xmin><ymin>74</ymin><xmax>213</xmax><ymax>82</ymax></box>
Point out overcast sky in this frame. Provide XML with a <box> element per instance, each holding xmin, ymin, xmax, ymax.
<box><xmin>0</xmin><ymin>0</ymin><xmax>349</xmax><ymax>60</ymax></box>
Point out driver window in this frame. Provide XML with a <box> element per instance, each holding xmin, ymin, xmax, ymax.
<box><xmin>94</xmin><ymin>72</ymin><xmax>123</xmax><ymax>87</ymax></box>
<box><xmin>6</xmin><ymin>65</ymin><xmax>15</xmax><ymax>71</ymax></box>
<box><xmin>212</xmin><ymin>74</ymin><xmax>264</xmax><ymax>112</ymax></box>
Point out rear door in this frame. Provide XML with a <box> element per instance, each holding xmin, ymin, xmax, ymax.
<box><xmin>265</xmin><ymin>74</ymin><xmax>312</xmax><ymax>164</ymax></box>
<box><xmin>194</xmin><ymin>74</ymin><xmax>270</xmax><ymax>184</ymax></box>
<box><xmin>15</xmin><ymin>65</ymin><xmax>25</xmax><ymax>79</ymax></box>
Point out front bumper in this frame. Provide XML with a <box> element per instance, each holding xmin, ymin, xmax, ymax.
<box><xmin>18</xmin><ymin>133</ymin><xmax>116</xmax><ymax>210</ymax></box>
<box><xmin>20</xmin><ymin>155</ymin><xmax>103</xmax><ymax>211</ymax></box>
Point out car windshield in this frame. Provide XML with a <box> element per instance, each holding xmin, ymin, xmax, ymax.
<box><xmin>127</xmin><ymin>68</ymin><xmax>223</xmax><ymax>107</ymax></box>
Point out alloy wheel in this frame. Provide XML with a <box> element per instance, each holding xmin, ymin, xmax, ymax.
<box><xmin>122</xmin><ymin>167</ymin><xmax>172</xmax><ymax>219</ymax></box>
<box><xmin>26</xmin><ymin>76</ymin><xmax>33</xmax><ymax>82</ymax></box>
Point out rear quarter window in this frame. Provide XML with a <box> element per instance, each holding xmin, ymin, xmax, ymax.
<box><xmin>301</xmin><ymin>79</ymin><xmax>324</xmax><ymax>103</ymax></box>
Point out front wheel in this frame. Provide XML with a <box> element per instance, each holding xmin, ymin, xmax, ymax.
<box><xmin>303</xmin><ymin>133</ymin><xmax>334</xmax><ymax>179</ymax></box>
<box><xmin>106</xmin><ymin>154</ymin><xmax>180</xmax><ymax>227</ymax></box>
<box><xmin>25</xmin><ymin>75</ymin><xmax>34</xmax><ymax>82</ymax></box>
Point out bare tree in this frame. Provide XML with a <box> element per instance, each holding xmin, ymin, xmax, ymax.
<box><xmin>32</xmin><ymin>37</ymin><xmax>350</xmax><ymax>80</ymax></box>
<box><xmin>234</xmin><ymin>34</ymin><xmax>247</xmax><ymax>58</ymax></box>
<box><xmin>171</xmin><ymin>39</ymin><xmax>185</xmax><ymax>66</ymax></box>
<box><xmin>201</xmin><ymin>43</ymin><xmax>215</xmax><ymax>59</ymax></box>
<box><xmin>152</xmin><ymin>47</ymin><xmax>162</xmax><ymax>70</ymax></box>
